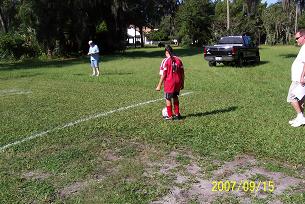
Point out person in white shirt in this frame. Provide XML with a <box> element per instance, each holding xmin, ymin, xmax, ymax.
<box><xmin>287</xmin><ymin>29</ymin><xmax>305</xmax><ymax>127</ymax></box>
<box><xmin>88</xmin><ymin>40</ymin><xmax>100</xmax><ymax>76</ymax></box>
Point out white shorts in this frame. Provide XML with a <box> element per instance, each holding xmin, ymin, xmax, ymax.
<box><xmin>287</xmin><ymin>81</ymin><xmax>301</xmax><ymax>102</ymax></box>
<box><xmin>90</xmin><ymin>60</ymin><xmax>99</xmax><ymax>68</ymax></box>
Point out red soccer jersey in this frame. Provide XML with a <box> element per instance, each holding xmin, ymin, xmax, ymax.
<box><xmin>160</xmin><ymin>56</ymin><xmax>184</xmax><ymax>93</ymax></box>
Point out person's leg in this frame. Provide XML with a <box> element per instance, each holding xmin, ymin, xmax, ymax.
<box><xmin>166</xmin><ymin>99</ymin><xmax>173</xmax><ymax>118</ymax></box>
<box><xmin>291</xmin><ymin>100</ymin><xmax>303</xmax><ymax>115</ymax></box>
<box><xmin>287</xmin><ymin>82</ymin><xmax>301</xmax><ymax>124</ymax></box>
<box><xmin>289</xmin><ymin>100</ymin><xmax>302</xmax><ymax>124</ymax></box>
<box><xmin>90</xmin><ymin>61</ymin><xmax>96</xmax><ymax>76</ymax></box>
<box><xmin>173</xmin><ymin>96</ymin><xmax>180</xmax><ymax>116</ymax></box>
<box><xmin>95</xmin><ymin>67</ymin><xmax>100</xmax><ymax>76</ymax></box>
<box><xmin>95</xmin><ymin>60</ymin><xmax>100</xmax><ymax>76</ymax></box>
<box><xmin>291</xmin><ymin>100</ymin><xmax>305</xmax><ymax>127</ymax></box>
<box><xmin>299</xmin><ymin>97</ymin><xmax>304</xmax><ymax>113</ymax></box>
<box><xmin>93</xmin><ymin>60</ymin><xmax>99</xmax><ymax>76</ymax></box>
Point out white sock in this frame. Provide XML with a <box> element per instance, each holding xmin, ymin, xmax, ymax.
<box><xmin>297</xmin><ymin>113</ymin><xmax>304</xmax><ymax>118</ymax></box>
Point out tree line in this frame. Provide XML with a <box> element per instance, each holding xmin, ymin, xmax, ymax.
<box><xmin>0</xmin><ymin>0</ymin><xmax>304</xmax><ymax>59</ymax></box>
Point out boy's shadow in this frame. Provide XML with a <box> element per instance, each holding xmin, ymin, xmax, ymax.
<box><xmin>181</xmin><ymin>106</ymin><xmax>237</xmax><ymax>119</ymax></box>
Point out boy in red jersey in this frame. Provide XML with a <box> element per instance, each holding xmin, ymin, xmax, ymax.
<box><xmin>156</xmin><ymin>45</ymin><xmax>184</xmax><ymax>120</ymax></box>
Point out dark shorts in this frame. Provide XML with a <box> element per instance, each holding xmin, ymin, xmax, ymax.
<box><xmin>164</xmin><ymin>92</ymin><xmax>180</xmax><ymax>100</ymax></box>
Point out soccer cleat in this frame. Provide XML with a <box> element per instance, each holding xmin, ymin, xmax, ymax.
<box><xmin>163</xmin><ymin>116</ymin><xmax>173</xmax><ymax>120</ymax></box>
<box><xmin>291</xmin><ymin>117</ymin><xmax>305</xmax><ymax>127</ymax></box>
<box><xmin>173</xmin><ymin>114</ymin><xmax>182</xmax><ymax>120</ymax></box>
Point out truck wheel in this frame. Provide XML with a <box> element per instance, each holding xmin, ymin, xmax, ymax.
<box><xmin>209</xmin><ymin>61</ymin><xmax>216</xmax><ymax>67</ymax></box>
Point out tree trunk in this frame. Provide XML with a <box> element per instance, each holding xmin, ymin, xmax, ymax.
<box><xmin>140</xmin><ymin>26</ymin><xmax>144</xmax><ymax>48</ymax></box>
<box><xmin>134</xmin><ymin>25</ymin><xmax>137</xmax><ymax>48</ymax></box>
<box><xmin>0</xmin><ymin>8</ymin><xmax>7</xmax><ymax>33</ymax></box>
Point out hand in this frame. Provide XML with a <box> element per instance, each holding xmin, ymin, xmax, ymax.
<box><xmin>156</xmin><ymin>85</ymin><xmax>161</xmax><ymax>91</ymax></box>
<box><xmin>181</xmin><ymin>84</ymin><xmax>184</xmax><ymax>90</ymax></box>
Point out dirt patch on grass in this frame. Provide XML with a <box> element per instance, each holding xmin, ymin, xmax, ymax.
<box><xmin>58</xmin><ymin>175</ymin><xmax>105</xmax><ymax>199</ymax></box>
<box><xmin>53</xmin><ymin>143</ymin><xmax>305</xmax><ymax>203</ymax></box>
<box><xmin>59</xmin><ymin>181</ymin><xmax>90</xmax><ymax>199</ymax></box>
<box><xmin>151</xmin><ymin>153</ymin><xmax>305</xmax><ymax>203</ymax></box>
<box><xmin>103</xmin><ymin>149</ymin><xmax>120</xmax><ymax>161</ymax></box>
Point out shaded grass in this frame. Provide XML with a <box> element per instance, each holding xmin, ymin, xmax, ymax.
<box><xmin>1</xmin><ymin>46</ymin><xmax>305</xmax><ymax>203</ymax></box>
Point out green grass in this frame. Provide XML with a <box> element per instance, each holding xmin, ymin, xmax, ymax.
<box><xmin>0</xmin><ymin>46</ymin><xmax>305</xmax><ymax>203</ymax></box>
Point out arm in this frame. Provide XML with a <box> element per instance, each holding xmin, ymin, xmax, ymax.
<box><xmin>301</xmin><ymin>63</ymin><xmax>305</xmax><ymax>86</ymax></box>
<box><xmin>156</xmin><ymin>73</ymin><xmax>166</xmax><ymax>91</ymax></box>
<box><xmin>156</xmin><ymin>59</ymin><xmax>167</xmax><ymax>91</ymax></box>
<box><xmin>87</xmin><ymin>48</ymin><xmax>93</xmax><ymax>55</ymax></box>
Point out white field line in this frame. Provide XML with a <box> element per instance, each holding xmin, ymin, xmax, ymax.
<box><xmin>0</xmin><ymin>92</ymin><xmax>193</xmax><ymax>152</ymax></box>
<box><xmin>0</xmin><ymin>91</ymin><xmax>32</xmax><ymax>96</ymax></box>
<box><xmin>0</xmin><ymin>89</ymin><xmax>32</xmax><ymax>96</ymax></box>
<box><xmin>0</xmin><ymin>88</ymin><xmax>21</xmax><ymax>93</ymax></box>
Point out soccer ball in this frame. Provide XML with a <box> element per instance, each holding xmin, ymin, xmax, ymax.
<box><xmin>162</xmin><ymin>107</ymin><xmax>168</xmax><ymax>117</ymax></box>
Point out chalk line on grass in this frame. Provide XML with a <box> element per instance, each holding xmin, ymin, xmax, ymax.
<box><xmin>0</xmin><ymin>92</ymin><xmax>193</xmax><ymax>152</ymax></box>
<box><xmin>0</xmin><ymin>89</ymin><xmax>32</xmax><ymax>96</ymax></box>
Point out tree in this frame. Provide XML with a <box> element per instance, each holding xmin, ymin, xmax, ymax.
<box><xmin>212</xmin><ymin>0</ymin><xmax>265</xmax><ymax>44</ymax></box>
<box><xmin>175</xmin><ymin>0</ymin><xmax>214</xmax><ymax>46</ymax></box>
<box><xmin>282</xmin><ymin>0</ymin><xmax>304</xmax><ymax>34</ymax></box>
<box><xmin>262</xmin><ymin>2</ymin><xmax>295</xmax><ymax>44</ymax></box>
<box><xmin>0</xmin><ymin>0</ymin><xmax>20</xmax><ymax>33</ymax></box>
<box><xmin>126</xmin><ymin>0</ymin><xmax>179</xmax><ymax>47</ymax></box>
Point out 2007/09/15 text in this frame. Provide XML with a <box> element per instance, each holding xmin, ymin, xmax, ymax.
<box><xmin>211</xmin><ymin>180</ymin><xmax>275</xmax><ymax>193</ymax></box>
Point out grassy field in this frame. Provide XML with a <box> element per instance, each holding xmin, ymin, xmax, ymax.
<box><xmin>1</xmin><ymin>45</ymin><xmax>305</xmax><ymax>203</ymax></box>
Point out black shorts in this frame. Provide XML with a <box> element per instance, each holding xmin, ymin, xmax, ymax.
<box><xmin>164</xmin><ymin>92</ymin><xmax>180</xmax><ymax>100</ymax></box>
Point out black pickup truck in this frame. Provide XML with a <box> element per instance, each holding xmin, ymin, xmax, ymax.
<box><xmin>203</xmin><ymin>36</ymin><xmax>260</xmax><ymax>67</ymax></box>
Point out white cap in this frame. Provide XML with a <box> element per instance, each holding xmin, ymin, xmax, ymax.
<box><xmin>88</xmin><ymin>40</ymin><xmax>93</xmax><ymax>45</ymax></box>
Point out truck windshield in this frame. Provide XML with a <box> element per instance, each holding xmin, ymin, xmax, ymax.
<box><xmin>218</xmin><ymin>37</ymin><xmax>243</xmax><ymax>44</ymax></box>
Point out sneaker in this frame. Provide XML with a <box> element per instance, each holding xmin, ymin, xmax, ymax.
<box><xmin>289</xmin><ymin>117</ymin><xmax>297</xmax><ymax>125</ymax></box>
<box><xmin>291</xmin><ymin>117</ymin><xmax>305</xmax><ymax>127</ymax></box>
<box><xmin>163</xmin><ymin>116</ymin><xmax>173</xmax><ymax>120</ymax></box>
<box><xmin>173</xmin><ymin>114</ymin><xmax>182</xmax><ymax>120</ymax></box>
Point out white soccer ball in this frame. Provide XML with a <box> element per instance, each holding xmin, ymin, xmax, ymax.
<box><xmin>162</xmin><ymin>107</ymin><xmax>168</xmax><ymax>117</ymax></box>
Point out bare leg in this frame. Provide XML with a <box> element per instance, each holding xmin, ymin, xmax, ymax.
<box><xmin>291</xmin><ymin>101</ymin><xmax>302</xmax><ymax>114</ymax></box>
<box><xmin>95</xmin><ymin>67</ymin><xmax>100</xmax><ymax>76</ymax></box>
<box><xmin>291</xmin><ymin>99</ymin><xmax>305</xmax><ymax>127</ymax></box>
<box><xmin>299</xmin><ymin>98</ymin><xmax>304</xmax><ymax>113</ymax></box>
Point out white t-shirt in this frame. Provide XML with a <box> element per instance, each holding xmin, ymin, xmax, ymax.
<box><xmin>291</xmin><ymin>44</ymin><xmax>305</xmax><ymax>82</ymax></box>
<box><xmin>89</xmin><ymin>45</ymin><xmax>99</xmax><ymax>61</ymax></box>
